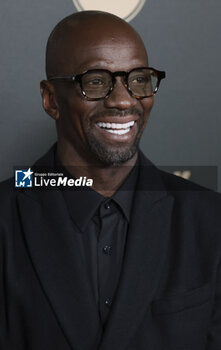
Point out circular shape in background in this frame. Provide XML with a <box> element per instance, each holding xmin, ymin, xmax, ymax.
<box><xmin>72</xmin><ymin>0</ymin><xmax>146</xmax><ymax>22</ymax></box>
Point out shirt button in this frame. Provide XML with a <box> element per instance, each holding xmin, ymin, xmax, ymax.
<box><xmin>103</xmin><ymin>245</ymin><xmax>112</xmax><ymax>254</ymax></box>
<box><xmin>104</xmin><ymin>202</ymin><xmax>111</xmax><ymax>209</ymax></box>
<box><xmin>105</xmin><ymin>299</ymin><xmax>112</xmax><ymax>307</ymax></box>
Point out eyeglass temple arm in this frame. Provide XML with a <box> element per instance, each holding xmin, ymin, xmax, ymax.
<box><xmin>48</xmin><ymin>75</ymin><xmax>76</xmax><ymax>81</ymax></box>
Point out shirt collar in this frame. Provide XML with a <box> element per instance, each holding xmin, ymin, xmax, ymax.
<box><xmin>54</xmin><ymin>151</ymin><xmax>138</xmax><ymax>232</ymax></box>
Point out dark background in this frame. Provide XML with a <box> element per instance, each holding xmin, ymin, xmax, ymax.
<box><xmin>0</xmin><ymin>0</ymin><xmax>220</xmax><ymax>191</ymax></box>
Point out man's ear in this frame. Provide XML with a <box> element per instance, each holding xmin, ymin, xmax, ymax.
<box><xmin>40</xmin><ymin>80</ymin><xmax>60</xmax><ymax>120</ymax></box>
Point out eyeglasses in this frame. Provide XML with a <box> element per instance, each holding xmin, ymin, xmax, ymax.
<box><xmin>48</xmin><ymin>67</ymin><xmax>166</xmax><ymax>101</ymax></box>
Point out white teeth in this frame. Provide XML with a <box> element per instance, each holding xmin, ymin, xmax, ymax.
<box><xmin>97</xmin><ymin>121</ymin><xmax>135</xmax><ymax>129</ymax></box>
<box><xmin>96</xmin><ymin>121</ymin><xmax>135</xmax><ymax>135</ymax></box>
<box><xmin>105</xmin><ymin>128</ymin><xmax>130</xmax><ymax>135</ymax></box>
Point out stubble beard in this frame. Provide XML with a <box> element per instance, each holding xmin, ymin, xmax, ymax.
<box><xmin>86</xmin><ymin>112</ymin><xmax>145</xmax><ymax>166</ymax></box>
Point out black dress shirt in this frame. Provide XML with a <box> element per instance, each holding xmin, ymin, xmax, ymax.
<box><xmin>55</xmin><ymin>153</ymin><xmax>138</xmax><ymax>325</ymax></box>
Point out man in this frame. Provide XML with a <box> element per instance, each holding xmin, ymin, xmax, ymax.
<box><xmin>0</xmin><ymin>11</ymin><xmax>221</xmax><ymax>350</ymax></box>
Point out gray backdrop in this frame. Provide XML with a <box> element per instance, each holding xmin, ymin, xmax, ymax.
<box><xmin>0</xmin><ymin>0</ymin><xmax>220</xmax><ymax>191</ymax></box>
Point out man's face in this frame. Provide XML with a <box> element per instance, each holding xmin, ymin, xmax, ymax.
<box><xmin>53</xmin><ymin>28</ymin><xmax>154</xmax><ymax>166</ymax></box>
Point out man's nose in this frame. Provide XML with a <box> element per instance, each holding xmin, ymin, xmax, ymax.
<box><xmin>103</xmin><ymin>77</ymin><xmax>137</xmax><ymax>110</ymax></box>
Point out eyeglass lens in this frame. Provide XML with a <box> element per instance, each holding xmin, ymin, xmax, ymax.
<box><xmin>81</xmin><ymin>68</ymin><xmax>158</xmax><ymax>99</ymax></box>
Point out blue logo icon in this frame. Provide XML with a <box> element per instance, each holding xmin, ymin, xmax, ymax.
<box><xmin>15</xmin><ymin>168</ymin><xmax>33</xmax><ymax>188</ymax></box>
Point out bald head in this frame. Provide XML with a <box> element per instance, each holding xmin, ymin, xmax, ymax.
<box><xmin>45</xmin><ymin>11</ymin><xmax>147</xmax><ymax>78</ymax></box>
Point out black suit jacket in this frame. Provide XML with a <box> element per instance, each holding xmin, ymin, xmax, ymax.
<box><xmin>1</xmin><ymin>145</ymin><xmax>221</xmax><ymax>350</ymax></box>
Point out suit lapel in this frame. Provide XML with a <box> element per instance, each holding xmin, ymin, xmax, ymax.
<box><xmin>99</xmin><ymin>155</ymin><xmax>174</xmax><ymax>350</ymax></box>
<box><xmin>17</xmin><ymin>146</ymin><xmax>102</xmax><ymax>350</ymax></box>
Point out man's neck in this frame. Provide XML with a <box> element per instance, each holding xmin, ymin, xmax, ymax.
<box><xmin>57</xmin><ymin>143</ymin><xmax>138</xmax><ymax>197</ymax></box>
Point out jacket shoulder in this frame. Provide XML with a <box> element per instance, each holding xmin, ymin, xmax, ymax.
<box><xmin>158</xmin><ymin>169</ymin><xmax>221</xmax><ymax>216</ymax></box>
<box><xmin>0</xmin><ymin>177</ymin><xmax>17</xmax><ymax>215</ymax></box>
<box><xmin>0</xmin><ymin>178</ymin><xmax>18</xmax><ymax>238</ymax></box>
<box><xmin>158</xmin><ymin>169</ymin><xmax>211</xmax><ymax>191</ymax></box>
<box><xmin>0</xmin><ymin>177</ymin><xmax>15</xmax><ymax>199</ymax></box>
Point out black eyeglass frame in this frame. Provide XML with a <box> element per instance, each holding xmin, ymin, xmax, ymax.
<box><xmin>48</xmin><ymin>67</ymin><xmax>166</xmax><ymax>101</ymax></box>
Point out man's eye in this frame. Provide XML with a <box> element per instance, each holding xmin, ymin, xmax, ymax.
<box><xmin>88</xmin><ymin>79</ymin><xmax>104</xmax><ymax>86</ymax></box>
<box><xmin>131</xmin><ymin>76</ymin><xmax>148</xmax><ymax>84</ymax></box>
<box><xmin>136</xmin><ymin>77</ymin><xmax>145</xmax><ymax>83</ymax></box>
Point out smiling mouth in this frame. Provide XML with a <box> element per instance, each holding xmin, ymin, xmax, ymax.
<box><xmin>96</xmin><ymin>121</ymin><xmax>135</xmax><ymax>135</ymax></box>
